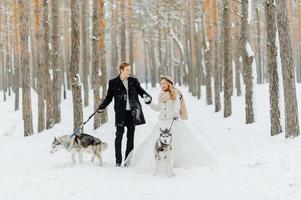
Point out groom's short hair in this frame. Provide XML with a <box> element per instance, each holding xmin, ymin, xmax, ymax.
<box><xmin>119</xmin><ymin>62</ymin><xmax>131</xmax><ymax>71</ymax></box>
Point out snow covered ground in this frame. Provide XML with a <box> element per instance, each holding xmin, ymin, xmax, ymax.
<box><xmin>1</xmin><ymin>83</ymin><xmax>301</xmax><ymax>200</ymax></box>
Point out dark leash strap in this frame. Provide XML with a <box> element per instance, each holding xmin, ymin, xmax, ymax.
<box><xmin>82</xmin><ymin>110</ymin><xmax>98</xmax><ymax>126</ymax></box>
<box><xmin>168</xmin><ymin>118</ymin><xmax>176</xmax><ymax>132</ymax></box>
<box><xmin>70</xmin><ymin>110</ymin><xmax>103</xmax><ymax>138</ymax></box>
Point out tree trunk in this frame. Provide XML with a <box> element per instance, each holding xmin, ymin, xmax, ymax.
<box><xmin>120</xmin><ymin>0</ymin><xmax>126</xmax><ymax>62</ymax></box>
<box><xmin>52</xmin><ymin>0</ymin><xmax>61</xmax><ymax>124</ymax></box>
<box><xmin>128</xmin><ymin>0</ymin><xmax>134</xmax><ymax>67</ymax></box>
<box><xmin>42</xmin><ymin>0</ymin><xmax>55</xmax><ymax>129</ymax></box>
<box><xmin>63</xmin><ymin>2</ymin><xmax>71</xmax><ymax>91</ymax></box>
<box><xmin>276</xmin><ymin>0</ymin><xmax>300</xmax><ymax>138</ymax></box>
<box><xmin>214</xmin><ymin>40</ymin><xmax>221</xmax><ymax>113</ymax></box>
<box><xmin>223</xmin><ymin>0</ymin><xmax>232</xmax><ymax>117</ymax></box>
<box><xmin>35</xmin><ymin>0</ymin><xmax>46</xmax><ymax>132</ymax></box>
<box><xmin>256</xmin><ymin>6</ymin><xmax>263</xmax><ymax>84</ymax></box>
<box><xmin>241</xmin><ymin>0</ymin><xmax>254</xmax><ymax>124</ymax></box>
<box><xmin>203</xmin><ymin>21</ymin><xmax>212</xmax><ymax>104</ymax></box>
<box><xmin>19</xmin><ymin>0</ymin><xmax>34</xmax><ymax>136</ymax></box>
<box><xmin>266</xmin><ymin>0</ymin><xmax>282</xmax><ymax>136</ymax></box>
<box><xmin>13</xmin><ymin>0</ymin><xmax>20</xmax><ymax>111</ymax></box>
<box><xmin>81</xmin><ymin>0</ymin><xmax>89</xmax><ymax>107</ymax></box>
<box><xmin>232</xmin><ymin>0</ymin><xmax>242</xmax><ymax>97</ymax></box>
<box><xmin>212</xmin><ymin>0</ymin><xmax>220</xmax><ymax>112</ymax></box>
<box><xmin>110</xmin><ymin>0</ymin><xmax>118</xmax><ymax>76</ymax></box>
<box><xmin>70</xmin><ymin>0</ymin><xmax>83</xmax><ymax>130</ymax></box>
<box><xmin>234</xmin><ymin>45</ymin><xmax>242</xmax><ymax>96</ymax></box>
<box><xmin>149</xmin><ymin>34</ymin><xmax>157</xmax><ymax>87</ymax></box>
<box><xmin>92</xmin><ymin>0</ymin><xmax>107</xmax><ymax>129</ymax></box>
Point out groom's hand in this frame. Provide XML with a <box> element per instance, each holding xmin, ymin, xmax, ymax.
<box><xmin>97</xmin><ymin>109</ymin><xmax>104</xmax><ymax>113</ymax></box>
<box><xmin>97</xmin><ymin>105</ymin><xmax>105</xmax><ymax>113</ymax></box>
<box><xmin>143</xmin><ymin>95</ymin><xmax>152</xmax><ymax>104</ymax></box>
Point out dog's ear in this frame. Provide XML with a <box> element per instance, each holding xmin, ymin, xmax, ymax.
<box><xmin>160</xmin><ymin>128</ymin><xmax>163</xmax><ymax>133</ymax></box>
<box><xmin>54</xmin><ymin>136</ymin><xmax>57</xmax><ymax>141</ymax></box>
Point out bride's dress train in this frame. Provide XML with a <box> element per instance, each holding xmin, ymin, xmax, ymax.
<box><xmin>127</xmin><ymin>119</ymin><xmax>215</xmax><ymax>173</ymax></box>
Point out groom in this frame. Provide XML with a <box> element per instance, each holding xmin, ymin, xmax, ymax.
<box><xmin>97</xmin><ymin>62</ymin><xmax>152</xmax><ymax>167</ymax></box>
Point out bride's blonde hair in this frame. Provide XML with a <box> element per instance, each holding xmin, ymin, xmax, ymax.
<box><xmin>160</xmin><ymin>77</ymin><xmax>177</xmax><ymax>101</ymax></box>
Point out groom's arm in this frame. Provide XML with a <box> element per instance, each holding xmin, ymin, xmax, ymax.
<box><xmin>98</xmin><ymin>80</ymin><xmax>114</xmax><ymax>110</ymax></box>
<box><xmin>135</xmin><ymin>78</ymin><xmax>151</xmax><ymax>98</ymax></box>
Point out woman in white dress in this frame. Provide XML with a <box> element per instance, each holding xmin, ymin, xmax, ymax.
<box><xmin>126</xmin><ymin>76</ymin><xmax>215</xmax><ymax>173</ymax></box>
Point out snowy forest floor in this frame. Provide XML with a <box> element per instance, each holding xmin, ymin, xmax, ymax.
<box><xmin>1</xmin><ymin>84</ymin><xmax>301</xmax><ymax>200</ymax></box>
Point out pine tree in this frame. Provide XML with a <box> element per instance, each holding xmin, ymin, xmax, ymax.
<box><xmin>19</xmin><ymin>0</ymin><xmax>34</xmax><ymax>136</ymax></box>
<box><xmin>223</xmin><ymin>0</ymin><xmax>232</xmax><ymax>117</ymax></box>
<box><xmin>70</xmin><ymin>0</ymin><xmax>83</xmax><ymax>130</ymax></box>
<box><xmin>241</xmin><ymin>0</ymin><xmax>254</xmax><ymax>124</ymax></box>
<box><xmin>51</xmin><ymin>0</ymin><xmax>61</xmax><ymax>124</ymax></box>
<box><xmin>276</xmin><ymin>0</ymin><xmax>300</xmax><ymax>138</ymax></box>
<box><xmin>34</xmin><ymin>0</ymin><xmax>45</xmax><ymax>132</ymax></box>
<box><xmin>266</xmin><ymin>0</ymin><xmax>282</xmax><ymax>136</ymax></box>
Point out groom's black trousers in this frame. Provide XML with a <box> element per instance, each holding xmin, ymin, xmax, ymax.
<box><xmin>115</xmin><ymin>111</ymin><xmax>135</xmax><ymax>164</ymax></box>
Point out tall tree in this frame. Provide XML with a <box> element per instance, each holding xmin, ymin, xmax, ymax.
<box><xmin>93</xmin><ymin>0</ymin><xmax>107</xmax><ymax>129</ymax></box>
<box><xmin>35</xmin><ymin>0</ymin><xmax>45</xmax><ymax>132</ymax></box>
<box><xmin>256</xmin><ymin>3</ymin><xmax>263</xmax><ymax>84</ymax></box>
<box><xmin>120</xmin><ymin>0</ymin><xmax>126</xmax><ymax>62</ymax></box>
<box><xmin>51</xmin><ymin>0</ymin><xmax>61</xmax><ymax>123</ymax></box>
<box><xmin>212</xmin><ymin>0</ymin><xmax>221</xmax><ymax>112</ymax></box>
<box><xmin>42</xmin><ymin>0</ymin><xmax>55</xmax><ymax>129</ymax></box>
<box><xmin>13</xmin><ymin>0</ymin><xmax>20</xmax><ymax>111</ymax></box>
<box><xmin>276</xmin><ymin>0</ymin><xmax>300</xmax><ymax>138</ymax></box>
<box><xmin>70</xmin><ymin>0</ymin><xmax>83</xmax><ymax>130</ymax></box>
<box><xmin>110</xmin><ymin>0</ymin><xmax>118</xmax><ymax>76</ymax></box>
<box><xmin>241</xmin><ymin>0</ymin><xmax>254</xmax><ymax>124</ymax></box>
<box><xmin>232</xmin><ymin>0</ymin><xmax>242</xmax><ymax>97</ymax></box>
<box><xmin>203</xmin><ymin>0</ymin><xmax>213</xmax><ymax>105</ymax></box>
<box><xmin>19</xmin><ymin>0</ymin><xmax>34</xmax><ymax>136</ymax></box>
<box><xmin>266</xmin><ymin>0</ymin><xmax>282</xmax><ymax>136</ymax></box>
<box><xmin>128</xmin><ymin>0</ymin><xmax>134</xmax><ymax>66</ymax></box>
<box><xmin>81</xmin><ymin>0</ymin><xmax>89</xmax><ymax>107</ymax></box>
<box><xmin>0</xmin><ymin>6</ymin><xmax>6</xmax><ymax>102</ymax></box>
<box><xmin>223</xmin><ymin>0</ymin><xmax>232</xmax><ymax>117</ymax></box>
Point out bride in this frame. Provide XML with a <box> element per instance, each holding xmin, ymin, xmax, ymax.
<box><xmin>126</xmin><ymin>76</ymin><xmax>215</xmax><ymax>173</ymax></box>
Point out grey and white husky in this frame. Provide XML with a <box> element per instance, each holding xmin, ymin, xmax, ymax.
<box><xmin>50</xmin><ymin>133</ymin><xmax>108</xmax><ymax>166</ymax></box>
<box><xmin>154</xmin><ymin>128</ymin><xmax>175</xmax><ymax>177</ymax></box>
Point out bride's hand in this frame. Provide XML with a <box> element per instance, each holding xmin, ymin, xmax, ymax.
<box><xmin>172</xmin><ymin>112</ymin><xmax>180</xmax><ymax>121</ymax></box>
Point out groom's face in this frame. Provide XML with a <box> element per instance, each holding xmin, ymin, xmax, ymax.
<box><xmin>120</xmin><ymin>66</ymin><xmax>131</xmax><ymax>78</ymax></box>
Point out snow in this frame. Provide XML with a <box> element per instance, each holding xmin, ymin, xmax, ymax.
<box><xmin>248</xmin><ymin>0</ymin><xmax>252</xmax><ymax>24</ymax></box>
<box><xmin>1</xmin><ymin>83</ymin><xmax>301</xmax><ymax>200</ymax></box>
<box><xmin>246</xmin><ymin>41</ymin><xmax>254</xmax><ymax>57</ymax></box>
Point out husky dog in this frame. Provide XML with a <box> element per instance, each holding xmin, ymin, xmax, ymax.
<box><xmin>50</xmin><ymin>133</ymin><xmax>108</xmax><ymax>166</ymax></box>
<box><xmin>154</xmin><ymin>128</ymin><xmax>175</xmax><ymax>177</ymax></box>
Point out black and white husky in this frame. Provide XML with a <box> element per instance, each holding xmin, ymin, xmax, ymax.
<box><xmin>50</xmin><ymin>133</ymin><xmax>108</xmax><ymax>166</ymax></box>
<box><xmin>154</xmin><ymin>128</ymin><xmax>175</xmax><ymax>177</ymax></box>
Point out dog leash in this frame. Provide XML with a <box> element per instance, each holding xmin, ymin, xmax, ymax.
<box><xmin>69</xmin><ymin>110</ymin><xmax>103</xmax><ymax>138</ymax></box>
<box><xmin>168</xmin><ymin>118</ymin><xmax>177</xmax><ymax>132</ymax></box>
<box><xmin>82</xmin><ymin>110</ymin><xmax>98</xmax><ymax>126</ymax></box>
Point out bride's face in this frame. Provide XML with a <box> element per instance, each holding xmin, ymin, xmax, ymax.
<box><xmin>160</xmin><ymin>79</ymin><xmax>169</xmax><ymax>91</ymax></box>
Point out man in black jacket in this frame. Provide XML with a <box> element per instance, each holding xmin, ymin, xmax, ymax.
<box><xmin>97</xmin><ymin>63</ymin><xmax>152</xmax><ymax>166</ymax></box>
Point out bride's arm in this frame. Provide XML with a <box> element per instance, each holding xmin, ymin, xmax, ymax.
<box><xmin>149</xmin><ymin>95</ymin><xmax>160</xmax><ymax>111</ymax></box>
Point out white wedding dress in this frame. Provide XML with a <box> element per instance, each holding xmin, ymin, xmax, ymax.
<box><xmin>126</xmin><ymin>91</ymin><xmax>215</xmax><ymax>173</ymax></box>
